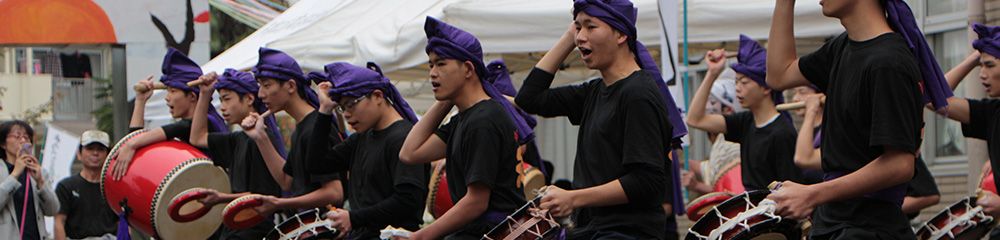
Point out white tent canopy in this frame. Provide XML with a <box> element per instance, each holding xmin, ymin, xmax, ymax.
<box><xmin>201</xmin><ymin>0</ymin><xmax>844</xmax><ymax>75</ymax></box>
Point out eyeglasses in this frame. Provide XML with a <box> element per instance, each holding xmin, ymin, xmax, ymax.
<box><xmin>335</xmin><ymin>94</ymin><xmax>370</xmax><ymax>114</ymax></box>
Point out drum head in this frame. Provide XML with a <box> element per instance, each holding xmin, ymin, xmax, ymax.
<box><xmin>686</xmin><ymin>192</ymin><xmax>734</xmax><ymax>221</ymax></box>
<box><xmin>522</xmin><ymin>167</ymin><xmax>546</xmax><ymax>199</ymax></box>
<box><xmin>155</xmin><ymin>160</ymin><xmax>231</xmax><ymax>240</ymax></box>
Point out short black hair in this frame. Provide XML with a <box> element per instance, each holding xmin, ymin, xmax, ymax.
<box><xmin>0</xmin><ymin>120</ymin><xmax>33</xmax><ymax>161</ymax></box>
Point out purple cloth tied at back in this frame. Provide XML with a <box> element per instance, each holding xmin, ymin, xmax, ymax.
<box><xmin>424</xmin><ymin>16</ymin><xmax>534</xmax><ymax>145</ymax></box>
<box><xmin>885</xmin><ymin>0</ymin><xmax>952</xmax><ymax>111</ymax></box>
<box><xmin>159</xmin><ymin>47</ymin><xmax>228</xmax><ymax>133</ymax></box>
<box><xmin>214</xmin><ymin>68</ymin><xmax>286</xmax><ymax>157</ymax></box>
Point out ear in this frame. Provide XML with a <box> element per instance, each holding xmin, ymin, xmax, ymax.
<box><xmin>762</xmin><ymin>87</ymin><xmax>772</xmax><ymax>96</ymax></box>
<box><xmin>371</xmin><ymin>89</ymin><xmax>385</xmax><ymax>105</ymax></box>
<box><xmin>242</xmin><ymin>93</ymin><xmax>256</xmax><ymax>105</ymax></box>
<box><xmin>463</xmin><ymin>61</ymin><xmax>476</xmax><ymax>79</ymax></box>
<box><xmin>285</xmin><ymin>79</ymin><xmax>298</xmax><ymax>95</ymax></box>
<box><xmin>186</xmin><ymin>91</ymin><xmax>199</xmax><ymax>102</ymax></box>
<box><xmin>615</xmin><ymin>30</ymin><xmax>628</xmax><ymax>45</ymax></box>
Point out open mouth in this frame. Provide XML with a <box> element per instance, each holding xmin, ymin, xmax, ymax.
<box><xmin>985</xmin><ymin>82</ymin><xmax>992</xmax><ymax>91</ymax></box>
<box><xmin>579</xmin><ymin>47</ymin><xmax>593</xmax><ymax>57</ymax></box>
<box><xmin>431</xmin><ymin>81</ymin><xmax>441</xmax><ymax>91</ymax></box>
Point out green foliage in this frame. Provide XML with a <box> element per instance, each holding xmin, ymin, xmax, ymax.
<box><xmin>90</xmin><ymin>77</ymin><xmax>114</xmax><ymax>136</ymax></box>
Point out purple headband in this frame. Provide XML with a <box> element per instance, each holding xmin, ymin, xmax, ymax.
<box><xmin>885</xmin><ymin>0</ymin><xmax>952</xmax><ymax>110</ymax></box>
<box><xmin>424</xmin><ymin>16</ymin><xmax>487</xmax><ymax>80</ymax></box>
<box><xmin>573</xmin><ymin>0</ymin><xmax>688</xmax><ymax>143</ymax></box>
<box><xmin>423</xmin><ymin>16</ymin><xmax>535</xmax><ymax>144</ymax></box>
<box><xmin>252</xmin><ymin>47</ymin><xmax>319</xmax><ymax>108</ymax></box>
<box><xmin>807</xmin><ymin>85</ymin><xmax>821</xmax><ymax>93</ymax></box>
<box><xmin>731</xmin><ymin>34</ymin><xmax>791</xmax><ymax>122</ymax></box>
<box><xmin>215</xmin><ymin>68</ymin><xmax>286</xmax><ymax>157</ymax></box>
<box><xmin>159</xmin><ymin>47</ymin><xmax>228</xmax><ymax>133</ymax></box>
<box><xmin>160</xmin><ymin>47</ymin><xmax>203</xmax><ymax>93</ymax></box>
<box><xmin>973</xmin><ymin>23</ymin><xmax>1000</xmax><ymax>59</ymax></box>
<box><xmin>322</xmin><ymin>62</ymin><xmax>419</xmax><ymax>124</ymax></box>
<box><xmin>488</xmin><ymin>60</ymin><xmax>537</xmax><ymax>129</ymax></box>
<box><xmin>574</xmin><ymin>0</ymin><xmax>688</xmax><ymax>216</ymax></box>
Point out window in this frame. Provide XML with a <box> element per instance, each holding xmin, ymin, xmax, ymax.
<box><xmin>930</xmin><ymin>29</ymin><xmax>969</xmax><ymax>157</ymax></box>
<box><xmin>926</xmin><ymin>0</ymin><xmax>967</xmax><ymax>16</ymax></box>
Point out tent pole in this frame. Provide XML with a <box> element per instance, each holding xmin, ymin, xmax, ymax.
<box><xmin>682</xmin><ymin>0</ymin><xmax>690</xmax><ymax>200</ymax></box>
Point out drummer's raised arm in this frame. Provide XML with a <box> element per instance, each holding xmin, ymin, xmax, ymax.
<box><xmin>130</xmin><ymin>76</ymin><xmax>156</xmax><ymax>130</ymax></box>
<box><xmin>242</xmin><ymin>113</ymin><xmax>293</xmax><ymax>190</ymax></box>
<box><xmin>765</xmin><ymin>0</ymin><xmax>811</xmax><ymax>91</ymax></box>
<box><xmin>190</xmin><ymin>74</ymin><xmax>218</xmax><ymax>149</ymax></box>
<box><xmin>686</xmin><ymin>49</ymin><xmax>729</xmax><ymax>134</ymax></box>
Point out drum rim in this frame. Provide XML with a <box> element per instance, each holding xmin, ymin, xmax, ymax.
<box><xmin>917</xmin><ymin>196</ymin><xmax>995</xmax><ymax>239</ymax></box>
<box><xmin>222</xmin><ymin>194</ymin><xmax>265</xmax><ymax>229</ymax></box>
<box><xmin>427</xmin><ymin>166</ymin><xmax>446</xmax><ymax>218</ymax></box>
<box><xmin>266</xmin><ymin>208</ymin><xmax>339</xmax><ymax>240</ymax></box>
<box><xmin>100</xmin><ymin>129</ymin><xmax>150</xmax><ymax>208</ymax></box>
<box><xmin>687</xmin><ymin>190</ymin><xmax>773</xmax><ymax>238</ymax></box>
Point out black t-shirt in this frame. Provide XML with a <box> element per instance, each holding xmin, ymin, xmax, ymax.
<box><xmin>799</xmin><ymin>32</ymin><xmax>923</xmax><ymax>171</ymax></box>
<box><xmin>517</xmin><ymin>68</ymin><xmax>672</xmax><ymax>239</ymax></box>
<box><xmin>906</xmin><ymin>156</ymin><xmax>939</xmax><ymax>219</ymax></box>
<box><xmin>306</xmin><ymin>115</ymin><xmax>428</xmax><ymax>240</ymax></box>
<box><xmin>724</xmin><ymin>112</ymin><xmax>802</xmax><ymax>190</ymax></box>
<box><xmin>434</xmin><ymin>100</ymin><xmax>526</xmax><ymax>224</ymax></box>
<box><xmin>6</xmin><ymin>161</ymin><xmax>39</xmax><ymax>240</ymax></box>
<box><xmin>798</xmin><ymin>32</ymin><xmax>923</xmax><ymax>238</ymax></box>
<box><xmin>963</xmin><ymin>98</ymin><xmax>1000</xmax><ymax>192</ymax></box>
<box><xmin>208</xmin><ymin>130</ymin><xmax>283</xmax><ymax>198</ymax></box>
<box><xmin>283</xmin><ymin>110</ymin><xmax>343</xmax><ymax>197</ymax></box>
<box><xmin>56</xmin><ymin>173</ymin><xmax>117</xmax><ymax>239</ymax></box>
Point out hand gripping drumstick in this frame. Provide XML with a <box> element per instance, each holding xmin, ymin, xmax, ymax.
<box><xmin>775</xmin><ymin>96</ymin><xmax>827</xmax><ymax>111</ymax></box>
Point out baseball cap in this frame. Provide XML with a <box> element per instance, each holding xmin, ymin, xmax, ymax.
<box><xmin>81</xmin><ymin>130</ymin><xmax>110</xmax><ymax>148</ymax></box>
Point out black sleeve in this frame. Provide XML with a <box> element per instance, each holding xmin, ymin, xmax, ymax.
<box><xmin>55</xmin><ymin>179</ymin><xmax>72</xmax><ymax>215</ymax></box>
<box><xmin>868</xmin><ymin>67</ymin><xmax>923</xmax><ymax>154</ymax></box>
<box><xmin>617</xmin><ymin>100</ymin><xmax>668</xmax><ymax>206</ymax></box>
<box><xmin>350</xmin><ymin>141</ymin><xmax>428</xmax><ymax>228</ymax></box>
<box><xmin>161</xmin><ymin>120</ymin><xmax>193</xmax><ymax>142</ymax></box>
<box><xmin>460</xmin><ymin>127</ymin><xmax>505</xmax><ymax>190</ymax></box>
<box><xmin>433</xmin><ymin>122</ymin><xmax>455</xmax><ymax>144</ymax></box>
<box><xmin>723</xmin><ymin>112</ymin><xmax>750</xmax><ymax>143</ymax></box>
<box><xmin>962</xmin><ymin>98</ymin><xmax>996</xmax><ymax>140</ymax></box>
<box><xmin>128</xmin><ymin>127</ymin><xmax>143</xmax><ymax>134</ymax></box>
<box><xmin>798</xmin><ymin>33</ymin><xmax>844</xmax><ymax>91</ymax></box>
<box><xmin>515</xmin><ymin>67</ymin><xmax>589</xmax><ymax>124</ymax></box>
<box><xmin>907</xmin><ymin>156</ymin><xmax>940</xmax><ymax>197</ymax></box>
<box><xmin>306</xmin><ymin>113</ymin><xmax>353</xmax><ymax>177</ymax></box>
<box><xmin>207</xmin><ymin>132</ymin><xmax>236</xmax><ymax>168</ymax></box>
